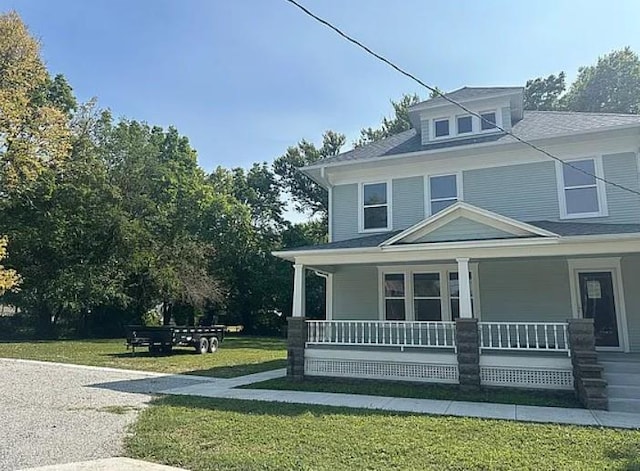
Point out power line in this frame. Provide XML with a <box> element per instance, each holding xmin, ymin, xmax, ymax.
<box><xmin>284</xmin><ymin>0</ymin><xmax>640</xmax><ymax>198</ymax></box>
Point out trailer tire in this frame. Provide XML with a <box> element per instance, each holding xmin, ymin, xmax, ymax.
<box><xmin>207</xmin><ymin>337</ymin><xmax>219</xmax><ymax>353</ymax></box>
<box><xmin>196</xmin><ymin>337</ymin><xmax>209</xmax><ymax>355</ymax></box>
<box><xmin>149</xmin><ymin>345</ymin><xmax>161</xmax><ymax>355</ymax></box>
<box><xmin>161</xmin><ymin>345</ymin><xmax>173</xmax><ymax>355</ymax></box>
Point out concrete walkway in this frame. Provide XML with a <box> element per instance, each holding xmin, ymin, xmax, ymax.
<box><xmin>160</xmin><ymin>374</ymin><xmax>640</xmax><ymax>430</ymax></box>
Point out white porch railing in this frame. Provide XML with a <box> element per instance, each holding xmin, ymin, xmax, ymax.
<box><xmin>478</xmin><ymin>322</ymin><xmax>570</xmax><ymax>355</ymax></box>
<box><xmin>306</xmin><ymin>320</ymin><xmax>456</xmax><ymax>349</ymax></box>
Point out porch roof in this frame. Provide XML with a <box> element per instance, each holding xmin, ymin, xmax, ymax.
<box><xmin>281</xmin><ymin>220</ymin><xmax>640</xmax><ymax>253</ymax></box>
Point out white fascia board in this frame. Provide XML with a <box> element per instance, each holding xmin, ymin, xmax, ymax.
<box><xmin>407</xmin><ymin>90</ymin><xmax>522</xmax><ymax>113</ymax></box>
<box><xmin>301</xmin><ymin>124</ymin><xmax>640</xmax><ymax>176</ymax></box>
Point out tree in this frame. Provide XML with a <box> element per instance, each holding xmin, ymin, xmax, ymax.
<box><xmin>0</xmin><ymin>12</ymin><xmax>71</xmax><ymax>197</ymax></box>
<box><xmin>562</xmin><ymin>47</ymin><xmax>640</xmax><ymax>114</ymax></box>
<box><xmin>273</xmin><ymin>130</ymin><xmax>345</xmax><ymax>218</ymax></box>
<box><xmin>0</xmin><ymin>237</ymin><xmax>20</xmax><ymax>295</ymax></box>
<box><xmin>524</xmin><ymin>73</ymin><xmax>566</xmax><ymax>111</ymax></box>
<box><xmin>354</xmin><ymin>94</ymin><xmax>421</xmax><ymax>147</ymax></box>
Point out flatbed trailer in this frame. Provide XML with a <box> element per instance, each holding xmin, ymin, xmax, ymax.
<box><xmin>125</xmin><ymin>325</ymin><xmax>239</xmax><ymax>355</ymax></box>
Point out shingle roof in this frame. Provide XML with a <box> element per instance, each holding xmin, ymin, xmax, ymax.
<box><xmin>529</xmin><ymin>220</ymin><xmax>640</xmax><ymax>236</ymax></box>
<box><xmin>282</xmin><ymin>221</ymin><xmax>640</xmax><ymax>252</ymax></box>
<box><xmin>308</xmin><ymin>111</ymin><xmax>640</xmax><ymax>167</ymax></box>
<box><xmin>410</xmin><ymin>87</ymin><xmax>523</xmax><ymax>108</ymax></box>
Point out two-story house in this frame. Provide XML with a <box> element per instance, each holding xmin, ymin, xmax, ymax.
<box><xmin>275</xmin><ymin>87</ymin><xmax>640</xmax><ymax>411</ymax></box>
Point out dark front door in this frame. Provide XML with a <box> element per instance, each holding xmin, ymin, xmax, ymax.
<box><xmin>578</xmin><ymin>271</ymin><xmax>620</xmax><ymax>348</ymax></box>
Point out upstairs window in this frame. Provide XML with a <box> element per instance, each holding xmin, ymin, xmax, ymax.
<box><xmin>558</xmin><ymin>158</ymin><xmax>607</xmax><ymax>218</ymax></box>
<box><xmin>361</xmin><ymin>182</ymin><xmax>390</xmax><ymax>231</ymax></box>
<box><xmin>457</xmin><ymin>115</ymin><xmax>473</xmax><ymax>134</ymax></box>
<box><xmin>480</xmin><ymin>111</ymin><xmax>497</xmax><ymax>131</ymax></box>
<box><xmin>429</xmin><ymin>174</ymin><xmax>459</xmax><ymax>215</ymax></box>
<box><xmin>434</xmin><ymin>119</ymin><xmax>450</xmax><ymax>138</ymax></box>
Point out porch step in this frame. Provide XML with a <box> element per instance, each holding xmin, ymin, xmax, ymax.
<box><xmin>608</xmin><ymin>385</ymin><xmax>640</xmax><ymax>400</ymax></box>
<box><xmin>608</xmin><ymin>398</ymin><xmax>640</xmax><ymax>413</ymax></box>
<box><xmin>599</xmin><ymin>361</ymin><xmax>640</xmax><ymax>375</ymax></box>
<box><xmin>604</xmin><ymin>372</ymin><xmax>640</xmax><ymax>387</ymax></box>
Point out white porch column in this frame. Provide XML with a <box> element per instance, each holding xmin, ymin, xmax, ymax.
<box><xmin>292</xmin><ymin>263</ymin><xmax>306</xmax><ymax>317</ymax></box>
<box><xmin>457</xmin><ymin>257</ymin><xmax>473</xmax><ymax>319</ymax></box>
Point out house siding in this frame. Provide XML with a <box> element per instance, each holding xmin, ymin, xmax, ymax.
<box><xmin>479</xmin><ymin>259</ymin><xmax>572</xmax><ymax>322</ymax></box>
<box><xmin>463</xmin><ymin>161</ymin><xmax>560</xmax><ymax>221</ymax></box>
<box><xmin>421</xmin><ymin>119</ymin><xmax>430</xmax><ymax>145</ymax></box>
<box><xmin>621</xmin><ymin>254</ymin><xmax>640</xmax><ymax>352</ymax></box>
<box><xmin>413</xmin><ymin>217</ymin><xmax>515</xmax><ymax>243</ymax></box>
<box><xmin>331</xmin><ymin>183</ymin><xmax>359</xmax><ymax>242</ymax></box>
<box><xmin>332</xmin><ymin>265</ymin><xmax>379</xmax><ymax>320</ymax></box>
<box><xmin>501</xmin><ymin>106</ymin><xmax>511</xmax><ymax>131</ymax></box>
<box><xmin>392</xmin><ymin>176</ymin><xmax>425</xmax><ymax>230</ymax></box>
<box><xmin>598</xmin><ymin>152</ymin><xmax>640</xmax><ymax>224</ymax></box>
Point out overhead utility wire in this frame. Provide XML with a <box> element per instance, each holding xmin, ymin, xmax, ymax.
<box><xmin>285</xmin><ymin>0</ymin><xmax>640</xmax><ymax>198</ymax></box>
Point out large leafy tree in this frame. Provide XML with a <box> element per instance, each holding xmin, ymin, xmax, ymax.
<box><xmin>0</xmin><ymin>12</ymin><xmax>71</xmax><ymax>197</ymax></box>
<box><xmin>273</xmin><ymin>130</ymin><xmax>345</xmax><ymax>218</ymax></box>
<box><xmin>524</xmin><ymin>73</ymin><xmax>566</xmax><ymax>111</ymax></box>
<box><xmin>563</xmin><ymin>47</ymin><xmax>640</xmax><ymax>114</ymax></box>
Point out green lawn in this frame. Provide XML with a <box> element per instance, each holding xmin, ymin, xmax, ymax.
<box><xmin>126</xmin><ymin>396</ymin><xmax>640</xmax><ymax>471</ymax></box>
<box><xmin>0</xmin><ymin>337</ymin><xmax>286</xmax><ymax>378</ymax></box>
<box><xmin>243</xmin><ymin>376</ymin><xmax>581</xmax><ymax>408</ymax></box>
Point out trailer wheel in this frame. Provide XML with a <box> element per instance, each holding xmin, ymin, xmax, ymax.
<box><xmin>161</xmin><ymin>345</ymin><xmax>173</xmax><ymax>355</ymax></box>
<box><xmin>149</xmin><ymin>345</ymin><xmax>161</xmax><ymax>355</ymax></box>
<box><xmin>207</xmin><ymin>337</ymin><xmax>219</xmax><ymax>353</ymax></box>
<box><xmin>196</xmin><ymin>337</ymin><xmax>209</xmax><ymax>355</ymax></box>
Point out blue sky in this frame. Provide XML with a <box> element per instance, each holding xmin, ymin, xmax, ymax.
<box><xmin>5</xmin><ymin>0</ymin><xmax>640</xmax><ymax>173</ymax></box>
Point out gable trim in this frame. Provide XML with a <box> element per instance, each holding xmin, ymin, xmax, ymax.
<box><xmin>380</xmin><ymin>202</ymin><xmax>559</xmax><ymax>246</ymax></box>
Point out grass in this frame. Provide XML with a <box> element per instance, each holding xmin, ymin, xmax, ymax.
<box><xmin>0</xmin><ymin>336</ymin><xmax>286</xmax><ymax>378</ymax></box>
<box><xmin>126</xmin><ymin>395</ymin><xmax>640</xmax><ymax>471</ymax></box>
<box><xmin>243</xmin><ymin>376</ymin><xmax>581</xmax><ymax>408</ymax></box>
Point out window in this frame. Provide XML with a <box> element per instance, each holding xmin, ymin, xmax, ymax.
<box><xmin>434</xmin><ymin>119</ymin><xmax>450</xmax><ymax>137</ymax></box>
<box><xmin>558</xmin><ymin>158</ymin><xmax>606</xmax><ymax>218</ymax></box>
<box><xmin>457</xmin><ymin>115</ymin><xmax>473</xmax><ymax>134</ymax></box>
<box><xmin>413</xmin><ymin>273</ymin><xmax>442</xmax><ymax>321</ymax></box>
<box><xmin>384</xmin><ymin>273</ymin><xmax>405</xmax><ymax>320</ymax></box>
<box><xmin>361</xmin><ymin>182</ymin><xmax>389</xmax><ymax>230</ymax></box>
<box><xmin>480</xmin><ymin>111</ymin><xmax>497</xmax><ymax>131</ymax></box>
<box><xmin>379</xmin><ymin>265</ymin><xmax>479</xmax><ymax>321</ymax></box>
<box><xmin>429</xmin><ymin>174</ymin><xmax>459</xmax><ymax>215</ymax></box>
<box><xmin>449</xmin><ymin>272</ymin><xmax>474</xmax><ymax>319</ymax></box>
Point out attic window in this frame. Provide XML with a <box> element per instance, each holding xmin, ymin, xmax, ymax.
<box><xmin>480</xmin><ymin>111</ymin><xmax>497</xmax><ymax>131</ymax></box>
<box><xmin>434</xmin><ymin>119</ymin><xmax>450</xmax><ymax>137</ymax></box>
<box><xmin>457</xmin><ymin>116</ymin><xmax>473</xmax><ymax>134</ymax></box>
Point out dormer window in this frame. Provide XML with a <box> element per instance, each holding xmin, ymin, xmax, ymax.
<box><xmin>434</xmin><ymin>119</ymin><xmax>450</xmax><ymax>138</ymax></box>
<box><xmin>457</xmin><ymin>115</ymin><xmax>473</xmax><ymax>134</ymax></box>
<box><xmin>480</xmin><ymin>111</ymin><xmax>497</xmax><ymax>131</ymax></box>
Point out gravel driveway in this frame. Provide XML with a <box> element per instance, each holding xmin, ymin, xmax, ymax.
<box><xmin>0</xmin><ymin>359</ymin><xmax>213</xmax><ymax>471</ymax></box>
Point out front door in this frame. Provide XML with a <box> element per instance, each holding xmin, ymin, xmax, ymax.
<box><xmin>576</xmin><ymin>271</ymin><xmax>621</xmax><ymax>349</ymax></box>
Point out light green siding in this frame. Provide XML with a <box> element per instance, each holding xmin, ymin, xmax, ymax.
<box><xmin>479</xmin><ymin>259</ymin><xmax>572</xmax><ymax>322</ymax></box>
<box><xmin>501</xmin><ymin>107</ymin><xmax>511</xmax><ymax>131</ymax></box>
<box><xmin>413</xmin><ymin>217</ymin><xmax>515</xmax><ymax>243</ymax></box>
<box><xmin>621</xmin><ymin>254</ymin><xmax>640</xmax><ymax>352</ymax></box>
<box><xmin>393</xmin><ymin>176</ymin><xmax>424</xmax><ymax>230</ymax></box>
<box><xmin>599</xmin><ymin>153</ymin><xmax>640</xmax><ymax>224</ymax></box>
<box><xmin>332</xmin><ymin>265</ymin><xmax>379</xmax><ymax>320</ymax></box>
<box><xmin>331</xmin><ymin>184</ymin><xmax>358</xmax><ymax>242</ymax></box>
<box><xmin>464</xmin><ymin>161</ymin><xmax>560</xmax><ymax>221</ymax></box>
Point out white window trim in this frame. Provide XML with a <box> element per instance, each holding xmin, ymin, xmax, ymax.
<box><xmin>456</xmin><ymin>114</ymin><xmax>474</xmax><ymax>135</ymax></box>
<box><xmin>479</xmin><ymin>109</ymin><xmax>500</xmax><ymax>133</ymax></box>
<box><xmin>424</xmin><ymin>172</ymin><xmax>464</xmax><ymax>217</ymax></box>
<box><xmin>358</xmin><ymin>180</ymin><xmax>393</xmax><ymax>233</ymax></box>
<box><xmin>567</xmin><ymin>257</ymin><xmax>629</xmax><ymax>352</ymax></box>
<box><xmin>377</xmin><ymin>263</ymin><xmax>480</xmax><ymax>321</ymax></box>
<box><xmin>432</xmin><ymin>117</ymin><xmax>451</xmax><ymax>140</ymax></box>
<box><xmin>556</xmin><ymin>156</ymin><xmax>608</xmax><ymax>220</ymax></box>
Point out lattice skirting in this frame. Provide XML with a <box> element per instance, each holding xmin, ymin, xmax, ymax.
<box><xmin>305</xmin><ymin>358</ymin><xmax>459</xmax><ymax>383</ymax></box>
<box><xmin>480</xmin><ymin>366</ymin><xmax>574</xmax><ymax>390</ymax></box>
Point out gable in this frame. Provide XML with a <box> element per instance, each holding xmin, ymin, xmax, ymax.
<box><xmin>382</xmin><ymin>202</ymin><xmax>558</xmax><ymax>246</ymax></box>
<box><xmin>410</xmin><ymin>216</ymin><xmax>519</xmax><ymax>243</ymax></box>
